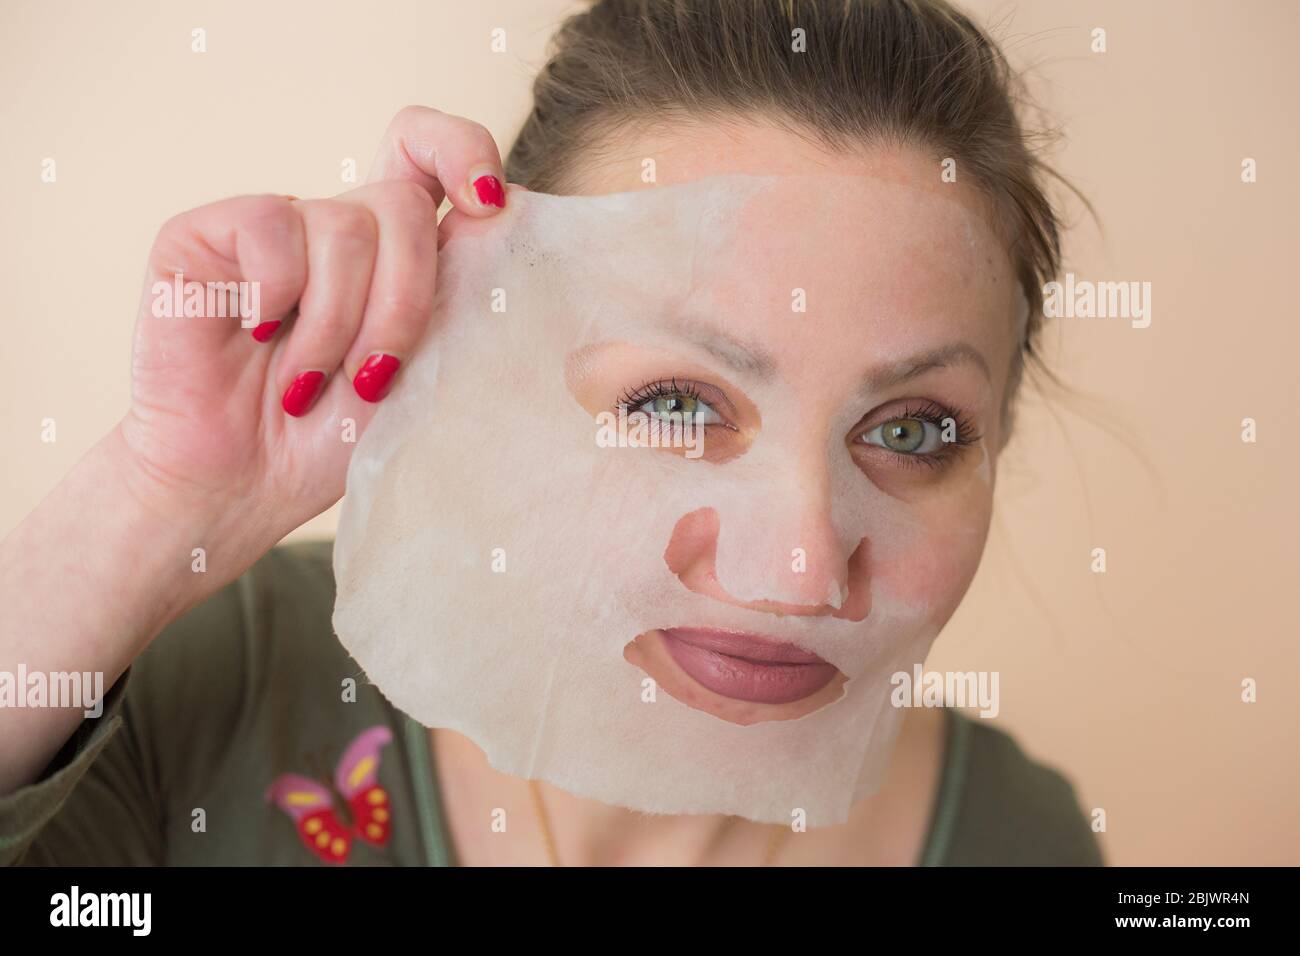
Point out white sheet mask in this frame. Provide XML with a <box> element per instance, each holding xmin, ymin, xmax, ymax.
<box><xmin>333</xmin><ymin>174</ymin><xmax>1010</xmax><ymax>825</ymax></box>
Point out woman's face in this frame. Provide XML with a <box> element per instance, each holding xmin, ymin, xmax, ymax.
<box><xmin>337</xmin><ymin>123</ymin><xmax>1027</xmax><ymax>819</ymax></box>
<box><xmin>563</xmin><ymin>118</ymin><xmax>1021</xmax><ymax>724</ymax></box>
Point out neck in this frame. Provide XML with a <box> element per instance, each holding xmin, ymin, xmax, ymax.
<box><xmin>427</xmin><ymin>706</ymin><xmax>944</xmax><ymax>866</ymax></box>
<box><xmin>429</xmin><ymin>727</ymin><xmax>777</xmax><ymax>865</ymax></box>
<box><xmin>533</xmin><ymin>777</ymin><xmax>774</xmax><ymax>866</ymax></box>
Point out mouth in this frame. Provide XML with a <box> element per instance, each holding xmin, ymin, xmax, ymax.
<box><xmin>657</xmin><ymin>627</ymin><xmax>840</xmax><ymax>705</ymax></box>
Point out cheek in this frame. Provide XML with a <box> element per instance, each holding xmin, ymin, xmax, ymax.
<box><xmin>871</xmin><ymin>490</ymin><xmax>993</xmax><ymax>619</ymax></box>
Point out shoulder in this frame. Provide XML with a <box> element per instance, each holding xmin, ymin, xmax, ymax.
<box><xmin>926</xmin><ymin>710</ymin><xmax>1104</xmax><ymax>866</ymax></box>
<box><xmin>44</xmin><ymin>540</ymin><xmax>416</xmax><ymax>864</ymax></box>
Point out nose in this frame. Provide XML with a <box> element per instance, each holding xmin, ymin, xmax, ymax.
<box><xmin>663</xmin><ymin>494</ymin><xmax>871</xmax><ymax>621</ymax></box>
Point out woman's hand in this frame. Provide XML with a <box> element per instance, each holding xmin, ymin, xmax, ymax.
<box><xmin>0</xmin><ymin>107</ymin><xmax>508</xmax><ymax>793</ymax></box>
<box><xmin>122</xmin><ymin>105</ymin><xmax>508</xmax><ymax>574</ymax></box>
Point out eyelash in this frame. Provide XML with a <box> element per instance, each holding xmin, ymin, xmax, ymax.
<box><xmin>860</xmin><ymin>399</ymin><xmax>982</xmax><ymax>470</ymax></box>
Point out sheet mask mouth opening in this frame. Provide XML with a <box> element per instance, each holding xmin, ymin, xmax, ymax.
<box><xmin>623</xmin><ymin>628</ymin><xmax>848</xmax><ymax>726</ymax></box>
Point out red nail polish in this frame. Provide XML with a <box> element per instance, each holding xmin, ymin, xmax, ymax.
<box><xmin>353</xmin><ymin>353</ymin><xmax>401</xmax><ymax>403</ymax></box>
<box><xmin>473</xmin><ymin>174</ymin><xmax>505</xmax><ymax>208</ymax></box>
<box><xmin>251</xmin><ymin>320</ymin><xmax>281</xmax><ymax>342</ymax></box>
<box><xmin>282</xmin><ymin>371</ymin><xmax>326</xmax><ymax>417</ymax></box>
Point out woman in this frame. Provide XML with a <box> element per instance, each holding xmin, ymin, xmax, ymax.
<box><xmin>0</xmin><ymin>0</ymin><xmax>1101</xmax><ymax>865</ymax></box>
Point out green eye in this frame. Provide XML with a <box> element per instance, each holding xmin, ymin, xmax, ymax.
<box><xmin>880</xmin><ymin>418</ymin><xmax>925</xmax><ymax>452</ymax></box>
<box><xmin>860</xmin><ymin>417</ymin><xmax>941</xmax><ymax>455</ymax></box>
<box><xmin>636</xmin><ymin>392</ymin><xmax>722</xmax><ymax>425</ymax></box>
<box><xmin>651</xmin><ymin>394</ymin><xmax>698</xmax><ymax>416</ymax></box>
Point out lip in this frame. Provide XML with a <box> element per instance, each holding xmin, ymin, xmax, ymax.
<box><xmin>658</xmin><ymin>627</ymin><xmax>840</xmax><ymax>705</ymax></box>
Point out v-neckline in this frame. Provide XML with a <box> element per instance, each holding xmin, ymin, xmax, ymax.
<box><xmin>400</xmin><ymin>715</ymin><xmax>456</xmax><ymax>866</ymax></box>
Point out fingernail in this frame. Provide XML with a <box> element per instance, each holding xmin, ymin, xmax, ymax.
<box><xmin>353</xmin><ymin>353</ymin><xmax>402</xmax><ymax>403</ymax></box>
<box><xmin>282</xmin><ymin>370</ymin><xmax>326</xmax><ymax>417</ymax></box>
<box><xmin>472</xmin><ymin>174</ymin><xmax>505</xmax><ymax>209</ymax></box>
<box><xmin>251</xmin><ymin>320</ymin><xmax>281</xmax><ymax>343</ymax></box>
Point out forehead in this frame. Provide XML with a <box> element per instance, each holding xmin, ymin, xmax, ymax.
<box><xmin>705</xmin><ymin>176</ymin><xmax>1017</xmax><ymax>390</ymax></box>
<box><xmin>564</xmin><ymin>122</ymin><xmax>1020</xmax><ymax>391</ymax></box>
<box><xmin>569</xmin><ymin>114</ymin><xmax>999</xmax><ymax>225</ymax></box>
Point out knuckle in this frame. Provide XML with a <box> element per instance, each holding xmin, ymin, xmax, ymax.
<box><xmin>152</xmin><ymin>194</ymin><xmax>297</xmax><ymax>273</ymax></box>
<box><xmin>371</xmin><ymin>177</ymin><xmax>420</xmax><ymax>204</ymax></box>
<box><xmin>296</xmin><ymin>296</ymin><xmax>355</xmax><ymax>343</ymax></box>
<box><xmin>458</xmin><ymin>118</ymin><xmax>497</xmax><ymax>153</ymax></box>
<box><xmin>223</xmin><ymin>195</ymin><xmax>299</xmax><ymax>245</ymax></box>
<box><xmin>151</xmin><ymin>215</ymin><xmax>191</xmax><ymax>261</ymax></box>
<box><xmin>312</xmin><ymin>202</ymin><xmax>379</xmax><ymax>248</ymax></box>
<box><xmin>240</xmin><ymin>193</ymin><xmax>297</xmax><ymax>226</ymax></box>
<box><xmin>372</xmin><ymin>178</ymin><xmax>438</xmax><ymax>217</ymax></box>
<box><xmin>392</xmin><ymin>104</ymin><xmax>441</xmax><ymax>128</ymax></box>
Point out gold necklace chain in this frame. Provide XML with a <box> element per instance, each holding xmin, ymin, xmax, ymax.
<box><xmin>528</xmin><ymin>778</ymin><xmax>790</xmax><ymax>866</ymax></box>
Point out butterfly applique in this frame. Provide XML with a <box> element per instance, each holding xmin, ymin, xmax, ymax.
<box><xmin>266</xmin><ymin>725</ymin><xmax>394</xmax><ymax>865</ymax></box>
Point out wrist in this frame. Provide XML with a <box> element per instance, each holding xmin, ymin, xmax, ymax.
<box><xmin>93</xmin><ymin>425</ymin><xmax>245</xmax><ymax>637</ymax></box>
<box><xmin>2</xmin><ymin>429</ymin><xmax>230</xmax><ymax>658</ymax></box>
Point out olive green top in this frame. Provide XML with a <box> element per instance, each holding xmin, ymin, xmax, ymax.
<box><xmin>1</xmin><ymin>541</ymin><xmax>1103</xmax><ymax>866</ymax></box>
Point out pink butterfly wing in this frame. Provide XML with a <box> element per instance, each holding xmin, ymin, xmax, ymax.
<box><xmin>265</xmin><ymin>774</ymin><xmax>332</xmax><ymax>821</ymax></box>
<box><xmin>334</xmin><ymin>725</ymin><xmax>394</xmax><ymax>847</ymax></box>
<box><xmin>333</xmin><ymin>725</ymin><xmax>393</xmax><ymax>799</ymax></box>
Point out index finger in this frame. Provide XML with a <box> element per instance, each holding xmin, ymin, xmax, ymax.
<box><xmin>366</xmin><ymin>105</ymin><xmax>507</xmax><ymax>215</ymax></box>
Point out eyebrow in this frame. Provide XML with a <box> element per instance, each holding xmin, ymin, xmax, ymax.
<box><xmin>667</xmin><ymin>315</ymin><xmax>991</xmax><ymax>395</ymax></box>
<box><xmin>860</xmin><ymin>342</ymin><xmax>992</xmax><ymax>395</ymax></box>
<box><xmin>665</xmin><ymin>315</ymin><xmax>779</xmax><ymax>381</ymax></box>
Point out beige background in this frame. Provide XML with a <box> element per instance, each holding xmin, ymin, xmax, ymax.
<box><xmin>2</xmin><ymin>0</ymin><xmax>1296</xmax><ymax>864</ymax></box>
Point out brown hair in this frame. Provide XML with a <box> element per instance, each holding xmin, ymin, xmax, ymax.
<box><xmin>506</xmin><ymin>0</ymin><xmax>1065</xmax><ymax>406</ymax></box>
